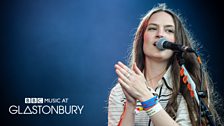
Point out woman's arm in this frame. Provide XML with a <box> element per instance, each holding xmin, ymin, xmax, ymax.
<box><xmin>117</xmin><ymin>102</ymin><xmax>135</xmax><ymax>126</ymax></box>
<box><xmin>150</xmin><ymin>108</ymin><xmax>179</xmax><ymax>126</ymax></box>
<box><xmin>115</xmin><ymin>62</ymin><xmax>180</xmax><ymax>126</ymax></box>
<box><xmin>108</xmin><ymin>84</ymin><xmax>136</xmax><ymax>126</ymax></box>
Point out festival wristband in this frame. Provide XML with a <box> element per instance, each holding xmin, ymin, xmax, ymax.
<box><xmin>141</xmin><ymin>96</ymin><xmax>158</xmax><ymax>110</ymax></box>
<box><xmin>146</xmin><ymin>103</ymin><xmax>163</xmax><ymax>117</ymax></box>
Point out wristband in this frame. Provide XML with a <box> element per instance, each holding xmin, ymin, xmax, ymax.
<box><xmin>146</xmin><ymin>103</ymin><xmax>163</xmax><ymax>117</ymax></box>
<box><xmin>141</xmin><ymin>96</ymin><xmax>158</xmax><ymax>110</ymax></box>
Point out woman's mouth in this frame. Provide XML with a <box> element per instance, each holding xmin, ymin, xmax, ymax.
<box><xmin>153</xmin><ymin>42</ymin><xmax>157</xmax><ymax>46</ymax></box>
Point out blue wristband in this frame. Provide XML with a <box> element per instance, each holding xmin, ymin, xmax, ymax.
<box><xmin>141</xmin><ymin>96</ymin><xmax>158</xmax><ymax>110</ymax></box>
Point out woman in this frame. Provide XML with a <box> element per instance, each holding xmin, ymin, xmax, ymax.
<box><xmin>108</xmin><ymin>3</ymin><xmax>221</xmax><ymax>126</ymax></box>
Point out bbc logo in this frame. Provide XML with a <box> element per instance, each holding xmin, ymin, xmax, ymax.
<box><xmin>25</xmin><ymin>98</ymin><xmax>43</xmax><ymax>104</ymax></box>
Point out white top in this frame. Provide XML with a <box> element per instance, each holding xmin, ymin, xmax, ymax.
<box><xmin>108</xmin><ymin>67</ymin><xmax>192</xmax><ymax>126</ymax></box>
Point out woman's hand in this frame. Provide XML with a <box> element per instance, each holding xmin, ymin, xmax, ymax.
<box><xmin>115</xmin><ymin>61</ymin><xmax>154</xmax><ymax>102</ymax></box>
<box><xmin>122</xmin><ymin>88</ymin><xmax>136</xmax><ymax>106</ymax></box>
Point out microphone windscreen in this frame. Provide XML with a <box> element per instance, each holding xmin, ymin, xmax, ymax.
<box><xmin>156</xmin><ymin>38</ymin><xmax>167</xmax><ymax>50</ymax></box>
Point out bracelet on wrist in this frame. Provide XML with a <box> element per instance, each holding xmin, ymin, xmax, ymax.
<box><xmin>141</xmin><ymin>96</ymin><xmax>159</xmax><ymax>110</ymax></box>
<box><xmin>145</xmin><ymin>103</ymin><xmax>163</xmax><ymax>117</ymax></box>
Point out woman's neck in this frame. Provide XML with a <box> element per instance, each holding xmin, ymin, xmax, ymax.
<box><xmin>144</xmin><ymin>58</ymin><xmax>168</xmax><ymax>89</ymax></box>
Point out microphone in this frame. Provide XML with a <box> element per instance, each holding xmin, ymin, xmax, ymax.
<box><xmin>155</xmin><ymin>38</ymin><xmax>195</xmax><ymax>52</ymax></box>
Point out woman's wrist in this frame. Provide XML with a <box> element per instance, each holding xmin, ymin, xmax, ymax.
<box><xmin>140</xmin><ymin>96</ymin><xmax>163</xmax><ymax>117</ymax></box>
<box><xmin>139</xmin><ymin>90</ymin><xmax>154</xmax><ymax>102</ymax></box>
<box><xmin>141</xmin><ymin>96</ymin><xmax>159</xmax><ymax>110</ymax></box>
<box><xmin>125</xmin><ymin>101</ymin><xmax>136</xmax><ymax>109</ymax></box>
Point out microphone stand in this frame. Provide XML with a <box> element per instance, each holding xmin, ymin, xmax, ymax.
<box><xmin>175</xmin><ymin>51</ymin><xmax>216</xmax><ymax>126</ymax></box>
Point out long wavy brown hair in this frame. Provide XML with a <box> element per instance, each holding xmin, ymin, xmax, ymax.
<box><xmin>128</xmin><ymin>3</ymin><xmax>221</xmax><ymax>126</ymax></box>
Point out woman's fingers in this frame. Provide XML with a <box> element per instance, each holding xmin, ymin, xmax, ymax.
<box><xmin>115</xmin><ymin>62</ymin><xmax>134</xmax><ymax>82</ymax></box>
<box><xmin>115</xmin><ymin>64</ymin><xmax>130</xmax><ymax>77</ymax></box>
<box><xmin>115</xmin><ymin>68</ymin><xmax>130</xmax><ymax>84</ymax></box>
<box><xmin>121</xmin><ymin>87</ymin><xmax>136</xmax><ymax>104</ymax></box>
<box><xmin>117</xmin><ymin>61</ymin><xmax>143</xmax><ymax>76</ymax></box>
<box><xmin>117</xmin><ymin>77</ymin><xmax>130</xmax><ymax>91</ymax></box>
<box><xmin>117</xmin><ymin>61</ymin><xmax>134</xmax><ymax>75</ymax></box>
<box><xmin>115</xmin><ymin>61</ymin><xmax>153</xmax><ymax>101</ymax></box>
<box><xmin>133</xmin><ymin>62</ymin><xmax>143</xmax><ymax>75</ymax></box>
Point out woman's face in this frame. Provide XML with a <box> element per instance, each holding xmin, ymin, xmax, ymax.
<box><xmin>143</xmin><ymin>11</ymin><xmax>175</xmax><ymax>62</ymax></box>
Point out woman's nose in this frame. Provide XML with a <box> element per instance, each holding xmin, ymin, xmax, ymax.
<box><xmin>156</xmin><ymin>29</ymin><xmax>164</xmax><ymax>38</ymax></box>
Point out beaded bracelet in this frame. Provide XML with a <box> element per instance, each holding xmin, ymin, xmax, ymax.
<box><xmin>141</xmin><ymin>96</ymin><xmax>158</xmax><ymax>110</ymax></box>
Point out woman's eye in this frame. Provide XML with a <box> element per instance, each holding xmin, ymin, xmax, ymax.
<box><xmin>165</xmin><ymin>29</ymin><xmax>175</xmax><ymax>33</ymax></box>
<box><xmin>147</xmin><ymin>27</ymin><xmax>157</xmax><ymax>31</ymax></box>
